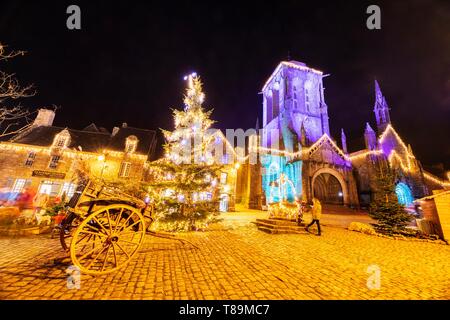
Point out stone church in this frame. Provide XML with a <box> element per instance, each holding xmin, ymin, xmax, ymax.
<box><xmin>236</xmin><ymin>60</ymin><xmax>450</xmax><ymax>209</ymax></box>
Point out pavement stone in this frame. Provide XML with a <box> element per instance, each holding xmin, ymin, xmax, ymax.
<box><xmin>1</xmin><ymin>209</ymin><xmax>450</xmax><ymax>300</ymax></box>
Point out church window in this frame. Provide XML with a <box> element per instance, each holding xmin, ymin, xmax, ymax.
<box><xmin>395</xmin><ymin>183</ymin><xmax>414</xmax><ymax>206</ymax></box>
<box><xmin>272</xmin><ymin>89</ymin><xmax>280</xmax><ymax>118</ymax></box>
<box><xmin>305</xmin><ymin>88</ymin><xmax>310</xmax><ymax>112</ymax></box>
<box><xmin>265</xmin><ymin>93</ymin><xmax>273</xmax><ymax>123</ymax></box>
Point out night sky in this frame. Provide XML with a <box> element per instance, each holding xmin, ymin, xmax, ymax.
<box><xmin>0</xmin><ymin>0</ymin><xmax>449</xmax><ymax>169</ymax></box>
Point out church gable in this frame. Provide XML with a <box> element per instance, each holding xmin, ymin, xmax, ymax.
<box><xmin>379</xmin><ymin>125</ymin><xmax>416</xmax><ymax>172</ymax></box>
<box><xmin>306</xmin><ymin>135</ymin><xmax>349</xmax><ymax>166</ymax></box>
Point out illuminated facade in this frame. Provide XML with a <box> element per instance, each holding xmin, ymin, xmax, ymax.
<box><xmin>242</xmin><ymin>61</ymin><xmax>450</xmax><ymax>209</ymax></box>
<box><xmin>0</xmin><ymin>109</ymin><xmax>157</xmax><ymax>199</ymax></box>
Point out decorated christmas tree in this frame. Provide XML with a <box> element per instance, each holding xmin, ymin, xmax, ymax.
<box><xmin>368</xmin><ymin>171</ymin><xmax>413</xmax><ymax>235</ymax></box>
<box><xmin>147</xmin><ymin>73</ymin><xmax>223</xmax><ymax>232</ymax></box>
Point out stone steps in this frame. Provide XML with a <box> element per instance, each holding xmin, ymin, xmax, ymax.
<box><xmin>254</xmin><ymin>218</ymin><xmax>308</xmax><ymax>234</ymax></box>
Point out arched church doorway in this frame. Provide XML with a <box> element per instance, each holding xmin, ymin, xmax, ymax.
<box><xmin>313</xmin><ymin>173</ymin><xmax>344</xmax><ymax>205</ymax></box>
<box><xmin>311</xmin><ymin>168</ymin><xmax>349</xmax><ymax>205</ymax></box>
<box><xmin>395</xmin><ymin>182</ymin><xmax>414</xmax><ymax>206</ymax></box>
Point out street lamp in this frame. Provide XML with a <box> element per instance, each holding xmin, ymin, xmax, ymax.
<box><xmin>97</xmin><ymin>153</ymin><xmax>107</xmax><ymax>179</ymax></box>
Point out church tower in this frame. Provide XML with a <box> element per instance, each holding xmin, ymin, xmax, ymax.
<box><xmin>373</xmin><ymin>80</ymin><xmax>391</xmax><ymax>133</ymax></box>
<box><xmin>261</xmin><ymin>60</ymin><xmax>329</xmax><ymax>148</ymax></box>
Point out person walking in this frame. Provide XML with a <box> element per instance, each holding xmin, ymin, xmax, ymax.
<box><xmin>305</xmin><ymin>197</ymin><xmax>322</xmax><ymax>236</ymax></box>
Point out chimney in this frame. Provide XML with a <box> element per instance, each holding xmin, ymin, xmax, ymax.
<box><xmin>33</xmin><ymin>109</ymin><xmax>55</xmax><ymax>127</ymax></box>
<box><xmin>112</xmin><ymin>126</ymin><xmax>120</xmax><ymax>137</ymax></box>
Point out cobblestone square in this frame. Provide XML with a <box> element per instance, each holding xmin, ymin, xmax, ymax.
<box><xmin>1</xmin><ymin>210</ymin><xmax>450</xmax><ymax>300</ymax></box>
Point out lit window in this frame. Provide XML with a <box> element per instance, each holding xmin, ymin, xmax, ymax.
<box><xmin>53</xmin><ymin>131</ymin><xmax>70</xmax><ymax>148</ymax></box>
<box><xmin>49</xmin><ymin>155</ymin><xmax>61</xmax><ymax>169</ymax></box>
<box><xmin>39</xmin><ymin>180</ymin><xmax>62</xmax><ymax>197</ymax></box>
<box><xmin>119</xmin><ymin>162</ymin><xmax>131</xmax><ymax>177</ymax></box>
<box><xmin>56</xmin><ymin>137</ymin><xmax>66</xmax><ymax>147</ymax></box>
<box><xmin>222</xmin><ymin>154</ymin><xmax>229</xmax><ymax>164</ymax></box>
<box><xmin>25</xmin><ymin>152</ymin><xmax>36</xmax><ymax>166</ymax></box>
<box><xmin>125</xmin><ymin>136</ymin><xmax>138</xmax><ymax>153</ymax></box>
<box><xmin>61</xmin><ymin>182</ymin><xmax>77</xmax><ymax>198</ymax></box>
<box><xmin>199</xmin><ymin>192</ymin><xmax>212</xmax><ymax>201</ymax></box>
<box><xmin>12</xmin><ymin>179</ymin><xmax>26</xmax><ymax>193</ymax></box>
<box><xmin>220</xmin><ymin>172</ymin><xmax>227</xmax><ymax>184</ymax></box>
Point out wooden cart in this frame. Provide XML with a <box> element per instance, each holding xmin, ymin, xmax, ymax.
<box><xmin>59</xmin><ymin>179</ymin><xmax>189</xmax><ymax>275</ymax></box>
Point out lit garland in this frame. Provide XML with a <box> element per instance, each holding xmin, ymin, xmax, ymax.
<box><xmin>252</xmin><ymin>124</ymin><xmax>450</xmax><ymax>189</ymax></box>
<box><xmin>262</xmin><ymin>61</ymin><xmax>323</xmax><ymax>91</ymax></box>
<box><xmin>268</xmin><ymin>201</ymin><xmax>300</xmax><ymax>220</ymax></box>
<box><xmin>423</xmin><ymin>172</ymin><xmax>450</xmax><ymax>187</ymax></box>
<box><xmin>146</xmin><ymin>73</ymin><xmax>227</xmax><ymax>232</ymax></box>
<box><xmin>306</xmin><ymin>133</ymin><xmax>349</xmax><ymax>160</ymax></box>
<box><xmin>348</xmin><ymin>150</ymin><xmax>383</xmax><ymax>161</ymax></box>
<box><xmin>254</xmin><ymin>133</ymin><xmax>350</xmax><ymax>161</ymax></box>
<box><xmin>388</xmin><ymin>150</ymin><xmax>415</xmax><ymax>173</ymax></box>
<box><xmin>378</xmin><ymin>124</ymin><xmax>415</xmax><ymax>169</ymax></box>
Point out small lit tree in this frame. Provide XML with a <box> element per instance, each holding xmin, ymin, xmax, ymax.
<box><xmin>368</xmin><ymin>171</ymin><xmax>413</xmax><ymax>235</ymax></box>
<box><xmin>146</xmin><ymin>74</ymin><xmax>223</xmax><ymax>232</ymax></box>
<box><xmin>0</xmin><ymin>43</ymin><xmax>35</xmax><ymax>138</ymax></box>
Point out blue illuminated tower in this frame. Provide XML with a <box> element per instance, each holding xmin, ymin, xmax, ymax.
<box><xmin>261</xmin><ymin>61</ymin><xmax>330</xmax><ymax>148</ymax></box>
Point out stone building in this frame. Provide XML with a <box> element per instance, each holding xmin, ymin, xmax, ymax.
<box><xmin>237</xmin><ymin>60</ymin><xmax>450</xmax><ymax>209</ymax></box>
<box><xmin>0</xmin><ymin>109</ymin><xmax>157</xmax><ymax>198</ymax></box>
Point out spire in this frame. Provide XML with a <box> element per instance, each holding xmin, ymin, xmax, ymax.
<box><xmin>373</xmin><ymin>79</ymin><xmax>391</xmax><ymax>133</ymax></box>
<box><xmin>365</xmin><ymin>122</ymin><xmax>375</xmax><ymax>134</ymax></box>
<box><xmin>341</xmin><ymin>128</ymin><xmax>348</xmax><ymax>154</ymax></box>
<box><xmin>364</xmin><ymin>122</ymin><xmax>377</xmax><ymax>150</ymax></box>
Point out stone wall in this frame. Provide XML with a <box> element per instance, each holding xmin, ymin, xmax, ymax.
<box><xmin>0</xmin><ymin>143</ymin><xmax>147</xmax><ymax>195</ymax></box>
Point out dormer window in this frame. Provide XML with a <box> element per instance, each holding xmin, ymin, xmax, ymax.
<box><xmin>125</xmin><ymin>135</ymin><xmax>138</xmax><ymax>153</ymax></box>
<box><xmin>53</xmin><ymin>130</ymin><xmax>70</xmax><ymax>149</ymax></box>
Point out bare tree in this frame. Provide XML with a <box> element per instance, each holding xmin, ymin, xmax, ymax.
<box><xmin>0</xmin><ymin>43</ymin><xmax>35</xmax><ymax>138</ymax></box>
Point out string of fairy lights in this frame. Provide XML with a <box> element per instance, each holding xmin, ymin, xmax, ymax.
<box><xmin>252</xmin><ymin>123</ymin><xmax>450</xmax><ymax>187</ymax></box>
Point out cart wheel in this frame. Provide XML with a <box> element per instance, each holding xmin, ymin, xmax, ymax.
<box><xmin>59</xmin><ymin>212</ymin><xmax>83</xmax><ymax>252</ymax></box>
<box><xmin>70</xmin><ymin>204</ymin><xmax>146</xmax><ymax>275</ymax></box>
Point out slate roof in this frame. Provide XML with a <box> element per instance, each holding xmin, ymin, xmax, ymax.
<box><xmin>8</xmin><ymin>124</ymin><xmax>157</xmax><ymax>158</ymax></box>
<box><xmin>108</xmin><ymin>126</ymin><xmax>157</xmax><ymax>156</ymax></box>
